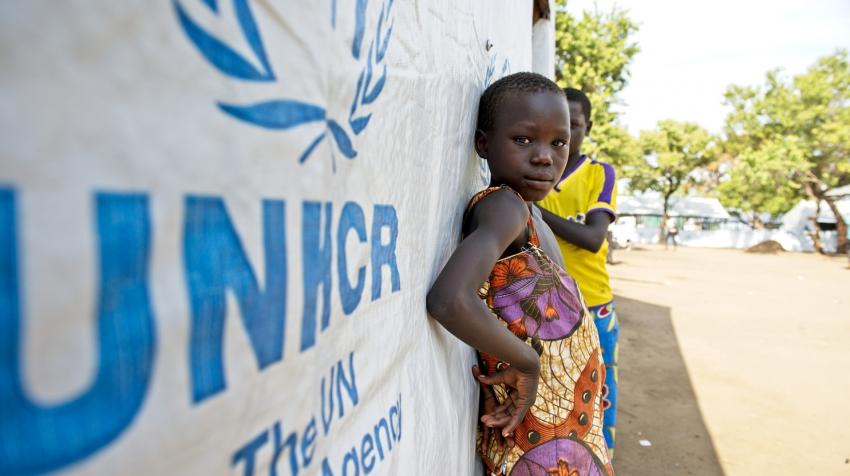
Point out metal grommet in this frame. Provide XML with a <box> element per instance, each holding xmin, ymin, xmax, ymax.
<box><xmin>590</xmin><ymin>369</ymin><xmax>598</xmax><ymax>382</ymax></box>
<box><xmin>578</xmin><ymin>412</ymin><xmax>588</xmax><ymax>426</ymax></box>
<box><xmin>582</xmin><ymin>390</ymin><xmax>592</xmax><ymax>403</ymax></box>
<box><xmin>527</xmin><ymin>430</ymin><xmax>540</xmax><ymax>444</ymax></box>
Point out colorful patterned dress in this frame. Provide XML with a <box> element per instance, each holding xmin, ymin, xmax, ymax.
<box><xmin>539</xmin><ymin>156</ymin><xmax>620</xmax><ymax>454</ymax></box>
<box><xmin>465</xmin><ymin>187</ymin><xmax>613</xmax><ymax>476</ymax></box>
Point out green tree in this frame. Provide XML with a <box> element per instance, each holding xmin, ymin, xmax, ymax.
<box><xmin>716</xmin><ymin>140</ymin><xmax>806</xmax><ymax>228</ymax></box>
<box><xmin>554</xmin><ymin>2</ymin><xmax>640</xmax><ymax>169</ymax></box>
<box><xmin>722</xmin><ymin>50</ymin><xmax>850</xmax><ymax>253</ymax></box>
<box><xmin>629</xmin><ymin>120</ymin><xmax>713</xmax><ymax>238</ymax></box>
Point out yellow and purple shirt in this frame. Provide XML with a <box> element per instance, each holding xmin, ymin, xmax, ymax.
<box><xmin>539</xmin><ymin>155</ymin><xmax>617</xmax><ymax>307</ymax></box>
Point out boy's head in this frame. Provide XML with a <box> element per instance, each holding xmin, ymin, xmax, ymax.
<box><xmin>475</xmin><ymin>72</ymin><xmax>570</xmax><ymax>201</ymax></box>
<box><xmin>564</xmin><ymin>87</ymin><xmax>593</xmax><ymax>158</ymax></box>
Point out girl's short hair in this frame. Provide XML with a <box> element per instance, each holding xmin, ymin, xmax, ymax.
<box><xmin>477</xmin><ymin>72</ymin><xmax>564</xmax><ymax>132</ymax></box>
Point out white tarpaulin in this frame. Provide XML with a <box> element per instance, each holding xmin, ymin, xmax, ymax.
<box><xmin>0</xmin><ymin>1</ymin><xmax>535</xmax><ymax>474</ymax></box>
<box><xmin>616</xmin><ymin>195</ymin><xmax>731</xmax><ymax>219</ymax></box>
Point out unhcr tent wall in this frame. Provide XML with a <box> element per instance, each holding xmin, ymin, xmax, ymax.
<box><xmin>0</xmin><ymin>2</ymin><xmax>548</xmax><ymax>474</ymax></box>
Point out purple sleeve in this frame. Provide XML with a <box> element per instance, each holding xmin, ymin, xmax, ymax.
<box><xmin>596</xmin><ymin>162</ymin><xmax>616</xmax><ymax>204</ymax></box>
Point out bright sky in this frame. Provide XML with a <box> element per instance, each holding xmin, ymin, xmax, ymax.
<box><xmin>566</xmin><ymin>0</ymin><xmax>850</xmax><ymax>135</ymax></box>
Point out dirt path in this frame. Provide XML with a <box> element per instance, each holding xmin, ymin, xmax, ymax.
<box><xmin>609</xmin><ymin>246</ymin><xmax>850</xmax><ymax>475</ymax></box>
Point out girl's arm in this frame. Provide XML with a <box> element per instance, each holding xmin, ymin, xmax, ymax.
<box><xmin>426</xmin><ymin>189</ymin><xmax>539</xmax><ymax>372</ymax></box>
<box><xmin>426</xmin><ymin>189</ymin><xmax>540</xmax><ymax>438</ymax></box>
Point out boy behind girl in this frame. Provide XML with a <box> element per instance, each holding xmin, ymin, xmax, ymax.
<box><xmin>538</xmin><ymin>88</ymin><xmax>619</xmax><ymax>457</ymax></box>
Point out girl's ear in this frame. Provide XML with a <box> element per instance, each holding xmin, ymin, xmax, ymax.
<box><xmin>474</xmin><ymin>129</ymin><xmax>488</xmax><ymax>158</ymax></box>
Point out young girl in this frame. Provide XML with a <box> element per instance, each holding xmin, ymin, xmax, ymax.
<box><xmin>427</xmin><ymin>72</ymin><xmax>613</xmax><ymax>475</ymax></box>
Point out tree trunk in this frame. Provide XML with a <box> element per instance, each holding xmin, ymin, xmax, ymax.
<box><xmin>805</xmin><ymin>182</ymin><xmax>824</xmax><ymax>254</ymax></box>
<box><xmin>659</xmin><ymin>195</ymin><xmax>670</xmax><ymax>243</ymax></box>
<box><xmin>823</xmin><ymin>195</ymin><xmax>849</xmax><ymax>254</ymax></box>
<box><xmin>809</xmin><ymin>202</ymin><xmax>823</xmax><ymax>254</ymax></box>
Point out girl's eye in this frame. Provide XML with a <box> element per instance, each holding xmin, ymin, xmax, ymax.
<box><xmin>513</xmin><ymin>137</ymin><xmax>531</xmax><ymax>145</ymax></box>
<box><xmin>553</xmin><ymin>139</ymin><xmax>567</xmax><ymax>148</ymax></box>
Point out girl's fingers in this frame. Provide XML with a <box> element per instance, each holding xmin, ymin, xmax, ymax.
<box><xmin>481</xmin><ymin>408</ymin><xmax>510</xmax><ymax>421</ymax></box>
<box><xmin>482</xmin><ymin>396</ymin><xmax>516</xmax><ymax>420</ymax></box>
<box><xmin>475</xmin><ymin>366</ymin><xmax>540</xmax><ymax>438</ymax></box>
<box><xmin>501</xmin><ymin>411</ymin><xmax>525</xmax><ymax>438</ymax></box>
<box><xmin>502</xmin><ymin>387</ymin><xmax>536</xmax><ymax>437</ymax></box>
<box><xmin>475</xmin><ymin>367</ymin><xmax>511</xmax><ymax>386</ymax></box>
<box><xmin>492</xmin><ymin>399</ymin><xmax>515</xmax><ymax>415</ymax></box>
<box><xmin>474</xmin><ymin>366</ymin><xmax>505</xmax><ymax>399</ymax></box>
<box><xmin>481</xmin><ymin>413</ymin><xmax>512</xmax><ymax>428</ymax></box>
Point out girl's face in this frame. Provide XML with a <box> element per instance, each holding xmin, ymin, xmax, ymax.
<box><xmin>476</xmin><ymin>91</ymin><xmax>570</xmax><ymax>202</ymax></box>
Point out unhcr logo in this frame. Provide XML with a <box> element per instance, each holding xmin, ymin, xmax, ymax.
<box><xmin>174</xmin><ymin>0</ymin><xmax>395</xmax><ymax>169</ymax></box>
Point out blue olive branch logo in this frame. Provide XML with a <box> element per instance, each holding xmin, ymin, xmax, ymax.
<box><xmin>174</xmin><ymin>0</ymin><xmax>395</xmax><ymax>169</ymax></box>
<box><xmin>480</xmin><ymin>53</ymin><xmax>510</xmax><ymax>185</ymax></box>
<box><xmin>484</xmin><ymin>54</ymin><xmax>511</xmax><ymax>88</ymax></box>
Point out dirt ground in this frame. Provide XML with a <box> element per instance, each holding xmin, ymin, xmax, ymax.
<box><xmin>609</xmin><ymin>245</ymin><xmax>850</xmax><ymax>476</ymax></box>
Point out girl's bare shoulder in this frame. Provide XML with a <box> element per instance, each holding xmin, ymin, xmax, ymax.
<box><xmin>466</xmin><ymin>187</ymin><xmax>529</xmax><ymax>235</ymax></box>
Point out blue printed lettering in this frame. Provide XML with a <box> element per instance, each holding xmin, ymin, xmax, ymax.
<box><xmin>271</xmin><ymin>421</ymin><xmax>298</xmax><ymax>476</ymax></box>
<box><xmin>300</xmin><ymin>202</ymin><xmax>332</xmax><ymax>351</ymax></box>
<box><xmin>337</xmin><ymin>202</ymin><xmax>367</xmax><ymax>315</ymax></box>
<box><xmin>360</xmin><ymin>434</ymin><xmax>375</xmax><ymax>474</ymax></box>
<box><xmin>184</xmin><ymin>197</ymin><xmax>287</xmax><ymax>403</ymax></box>
<box><xmin>341</xmin><ymin>447</ymin><xmax>360</xmax><ymax>476</ymax></box>
<box><xmin>301</xmin><ymin>417</ymin><xmax>318</xmax><ymax>468</ymax></box>
<box><xmin>389</xmin><ymin>394</ymin><xmax>401</xmax><ymax>441</ymax></box>
<box><xmin>320</xmin><ymin>362</ymin><xmax>336</xmax><ymax>435</ymax></box>
<box><xmin>322</xmin><ymin>457</ymin><xmax>334</xmax><ymax>476</ymax></box>
<box><xmin>372</xmin><ymin>418</ymin><xmax>392</xmax><ymax>460</ymax></box>
<box><xmin>232</xmin><ymin>430</ymin><xmax>269</xmax><ymax>476</ymax></box>
<box><xmin>0</xmin><ymin>189</ymin><xmax>156</xmax><ymax>475</ymax></box>
<box><xmin>335</xmin><ymin>352</ymin><xmax>359</xmax><ymax>418</ymax></box>
<box><xmin>370</xmin><ymin>205</ymin><xmax>400</xmax><ymax>301</ymax></box>
<box><xmin>2</xmin><ymin>186</ymin><xmax>401</xmax><ymax>474</ymax></box>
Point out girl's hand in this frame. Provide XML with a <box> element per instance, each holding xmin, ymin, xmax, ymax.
<box><xmin>475</xmin><ymin>363</ymin><xmax>539</xmax><ymax>441</ymax></box>
<box><xmin>472</xmin><ymin>365</ymin><xmax>510</xmax><ymax>451</ymax></box>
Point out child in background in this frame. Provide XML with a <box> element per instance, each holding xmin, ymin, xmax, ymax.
<box><xmin>427</xmin><ymin>73</ymin><xmax>612</xmax><ymax>475</ymax></box>
<box><xmin>538</xmin><ymin>88</ymin><xmax>619</xmax><ymax>457</ymax></box>
<box><xmin>665</xmin><ymin>217</ymin><xmax>679</xmax><ymax>250</ymax></box>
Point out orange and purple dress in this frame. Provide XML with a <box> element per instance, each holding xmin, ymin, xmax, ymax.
<box><xmin>465</xmin><ymin>187</ymin><xmax>613</xmax><ymax>476</ymax></box>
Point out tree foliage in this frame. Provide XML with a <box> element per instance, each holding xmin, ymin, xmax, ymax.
<box><xmin>716</xmin><ymin>140</ymin><xmax>806</xmax><ymax>227</ymax></box>
<box><xmin>629</xmin><ymin>120</ymin><xmax>713</xmax><ymax>235</ymax></box>
<box><xmin>554</xmin><ymin>2</ymin><xmax>640</xmax><ymax>168</ymax></box>
<box><xmin>721</xmin><ymin>50</ymin><xmax>850</xmax><ymax>252</ymax></box>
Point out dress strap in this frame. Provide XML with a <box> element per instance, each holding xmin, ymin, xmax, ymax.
<box><xmin>462</xmin><ymin>185</ymin><xmax>540</xmax><ymax>247</ymax></box>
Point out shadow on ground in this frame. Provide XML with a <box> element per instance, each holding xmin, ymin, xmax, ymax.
<box><xmin>613</xmin><ymin>295</ymin><xmax>725</xmax><ymax>476</ymax></box>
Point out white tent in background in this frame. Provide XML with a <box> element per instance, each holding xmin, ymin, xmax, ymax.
<box><xmin>617</xmin><ymin>195</ymin><xmax>731</xmax><ymax>219</ymax></box>
<box><xmin>781</xmin><ymin>185</ymin><xmax>850</xmax><ymax>231</ymax></box>
<box><xmin>777</xmin><ymin>185</ymin><xmax>850</xmax><ymax>252</ymax></box>
<box><xmin>612</xmin><ymin>194</ymin><xmax>732</xmax><ymax>247</ymax></box>
<box><xmin>613</xmin><ymin>188</ymin><xmax>849</xmax><ymax>252</ymax></box>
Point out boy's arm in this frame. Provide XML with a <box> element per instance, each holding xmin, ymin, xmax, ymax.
<box><xmin>538</xmin><ymin>208</ymin><xmax>612</xmax><ymax>253</ymax></box>
<box><xmin>539</xmin><ymin>161</ymin><xmax>617</xmax><ymax>253</ymax></box>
